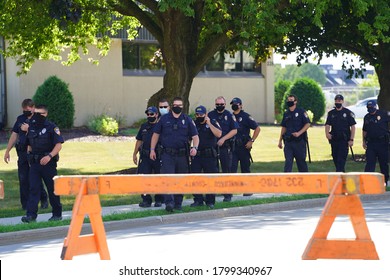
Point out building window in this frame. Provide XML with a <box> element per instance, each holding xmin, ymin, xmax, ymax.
<box><xmin>122</xmin><ymin>41</ymin><xmax>164</xmax><ymax>70</ymax></box>
<box><xmin>122</xmin><ymin>41</ymin><xmax>260</xmax><ymax>74</ymax></box>
<box><xmin>205</xmin><ymin>51</ymin><xmax>258</xmax><ymax>72</ymax></box>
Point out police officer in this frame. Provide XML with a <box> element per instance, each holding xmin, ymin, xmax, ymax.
<box><xmin>208</xmin><ymin>96</ymin><xmax>238</xmax><ymax>202</ymax></box>
<box><xmin>278</xmin><ymin>94</ymin><xmax>310</xmax><ymax>172</ymax></box>
<box><xmin>190</xmin><ymin>105</ymin><xmax>222</xmax><ymax>209</ymax></box>
<box><xmin>230</xmin><ymin>97</ymin><xmax>260</xmax><ymax>195</ymax></box>
<box><xmin>133</xmin><ymin>106</ymin><xmax>164</xmax><ymax>208</ymax></box>
<box><xmin>3</xmin><ymin>99</ymin><xmax>48</xmax><ymax>210</ymax></box>
<box><xmin>21</xmin><ymin>105</ymin><xmax>64</xmax><ymax>223</ymax></box>
<box><xmin>150</xmin><ymin>97</ymin><xmax>199</xmax><ymax>212</ymax></box>
<box><xmin>363</xmin><ymin>100</ymin><xmax>389</xmax><ymax>184</ymax></box>
<box><xmin>325</xmin><ymin>94</ymin><xmax>356</xmax><ymax>172</ymax></box>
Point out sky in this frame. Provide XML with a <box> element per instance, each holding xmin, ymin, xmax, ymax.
<box><xmin>273</xmin><ymin>52</ymin><xmax>374</xmax><ymax>70</ymax></box>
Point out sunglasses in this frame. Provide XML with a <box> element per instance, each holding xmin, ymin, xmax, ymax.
<box><xmin>146</xmin><ymin>113</ymin><xmax>155</xmax><ymax>116</ymax></box>
<box><xmin>215</xmin><ymin>103</ymin><xmax>225</xmax><ymax>106</ymax></box>
<box><xmin>159</xmin><ymin>106</ymin><xmax>168</xmax><ymax>108</ymax></box>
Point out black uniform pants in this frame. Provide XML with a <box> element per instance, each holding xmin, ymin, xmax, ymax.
<box><xmin>17</xmin><ymin>150</ymin><xmax>47</xmax><ymax>209</ymax></box>
<box><xmin>330</xmin><ymin>140</ymin><xmax>349</xmax><ymax>172</ymax></box>
<box><xmin>137</xmin><ymin>156</ymin><xmax>164</xmax><ymax>204</ymax></box>
<box><xmin>191</xmin><ymin>155</ymin><xmax>219</xmax><ymax>204</ymax></box>
<box><xmin>365</xmin><ymin>140</ymin><xmax>389</xmax><ymax>183</ymax></box>
<box><xmin>160</xmin><ymin>153</ymin><xmax>189</xmax><ymax>207</ymax></box>
<box><xmin>232</xmin><ymin>145</ymin><xmax>251</xmax><ymax>174</ymax></box>
<box><xmin>26</xmin><ymin>160</ymin><xmax>62</xmax><ymax>219</ymax></box>
<box><xmin>218</xmin><ymin>146</ymin><xmax>232</xmax><ymax>199</ymax></box>
<box><xmin>283</xmin><ymin>139</ymin><xmax>308</xmax><ymax>172</ymax></box>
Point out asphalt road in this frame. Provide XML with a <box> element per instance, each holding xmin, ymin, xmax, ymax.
<box><xmin>1</xmin><ymin>196</ymin><xmax>390</xmax><ymax>280</ymax></box>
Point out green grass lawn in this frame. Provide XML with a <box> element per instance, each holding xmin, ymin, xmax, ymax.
<box><xmin>0</xmin><ymin>124</ymin><xmax>373</xmax><ymax>219</ymax></box>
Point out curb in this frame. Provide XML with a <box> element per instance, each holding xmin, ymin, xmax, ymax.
<box><xmin>1</xmin><ymin>193</ymin><xmax>389</xmax><ymax>246</ymax></box>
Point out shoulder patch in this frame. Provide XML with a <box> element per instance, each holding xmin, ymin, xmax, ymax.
<box><xmin>54</xmin><ymin>127</ymin><xmax>61</xmax><ymax>135</ymax></box>
<box><xmin>232</xmin><ymin>115</ymin><xmax>236</xmax><ymax>122</ymax></box>
<box><xmin>249</xmin><ymin>115</ymin><xmax>255</xmax><ymax>121</ymax></box>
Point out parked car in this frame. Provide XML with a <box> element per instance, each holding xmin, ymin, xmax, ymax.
<box><xmin>346</xmin><ymin>97</ymin><xmax>377</xmax><ymax>118</ymax></box>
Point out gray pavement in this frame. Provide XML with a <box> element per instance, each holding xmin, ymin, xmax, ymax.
<box><xmin>0</xmin><ymin>192</ymin><xmax>389</xmax><ymax>246</ymax></box>
<box><xmin>1</xmin><ymin>194</ymin><xmax>389</xmax><ymax>280</ymax></box>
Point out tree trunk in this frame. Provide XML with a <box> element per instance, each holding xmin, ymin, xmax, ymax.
<box><xmin>147</xmin><ymin>10</ymin><xmax>197</xmax><ymax>113</ymax></box>
<box><xmin>376</xmin><ymin>46</ymin><xmax>390</xmax><ymax>112</ymax></box>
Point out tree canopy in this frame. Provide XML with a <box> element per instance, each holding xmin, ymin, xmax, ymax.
<box><xmin>2</xmin><ymin>0</ymin><xmax>389</xmax><ymax>113</ymax></box>
<box><xmin>275</xmin><ymin>0</ymin><xmax>390</xmax><ymax>110</ymax></box>
<box><xmin>0</xmin><ymin>0</ymin><xmax>286</xmax><ymax>110</ymax></box>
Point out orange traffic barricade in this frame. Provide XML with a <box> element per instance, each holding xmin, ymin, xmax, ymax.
<box><xmin>54</xmin><ymin>172</ymin><xmax>385</xmax><ymax>260</ymax></box>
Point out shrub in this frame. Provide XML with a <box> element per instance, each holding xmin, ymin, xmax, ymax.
<box><xmin>87</xmin><ymin>114</ymin><xmax>118</xmax><ymax>136</ymax></box>
<box><xmin>275</xmin><ymin>80</ymin><xmax>292</xmax><ymax>123</ymax></box>
<box><xmin>283</xmin><ymin>78</ymin><xmax>326</xmax><ymax>123</ymax></box>
<box><xmin>130</xmin><ymin>118</ymin><xmax>147</xmax><ymax>128</ymax></box>
<box><xmin>33</xmin><ymin>76</ymin><xmax>75</xmax><ymax>129</ymax></box>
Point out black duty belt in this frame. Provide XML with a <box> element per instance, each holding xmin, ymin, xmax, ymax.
<box><xmin>283</xmin><ymin>135</ymin><xmax>304</xmax><ymax>142</ymax></box>
<box><xmin>163</xmin><ymin>147</ymin><xmax>187</xmax><ymax>156</ymax></box>
<box><xmin>196</xmin><ymin>147</ymin><xmax>217</xmax><ymax>158</ymax></box>
<box><xmin>366</xmin><ymin>135</ymin><xmax>388</xmax><ymax>143</ymax></box>
<box><xmin>27</xmin><ymin>153</ymin><xmax>59</xmax><ymax>163</ymax></box>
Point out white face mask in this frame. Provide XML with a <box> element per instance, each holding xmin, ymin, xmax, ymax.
<box><xmin>159</xmin><ymin>108</ymin><xmax>169</xmax><ymax>115</ymax></box>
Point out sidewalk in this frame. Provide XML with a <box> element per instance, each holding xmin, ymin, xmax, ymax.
<box><xmin>0</xmin><ymin>193</ymin><xmax>285</xmax><ymax>226</ymax></box>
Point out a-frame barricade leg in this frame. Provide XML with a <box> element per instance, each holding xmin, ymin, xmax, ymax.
<box><xmin>61</xmin><ymin>179</ymin><xmax>110</xmax><ymax>260</ymax></box>
<box><xmin>302</xmin><ymin>178</ymin><xmax>379</xmax><ymax>260</ymax></box>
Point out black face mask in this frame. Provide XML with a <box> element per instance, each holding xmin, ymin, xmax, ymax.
<box><xmin>287</xmin><ymin>101</ymin><xmax>295</xmax><ymax>108</ymax></box>
<box><xmin>231</xmin><ymin>104</ymin><xmax>239</xmax><ymax>111</ymax></box>
<box><xmin>216</xmin><ymin>105</ymin><xmax>225</xmax><ymax>112</ymax></box>
<box><xmin>147</xmin><ymin>116</ymin><xmax>156</xmax><ymax>123</ymax></box>
<box><xmin>335</xmin><ymin>103</ymin><xmax>342</xmax><ymax>109</ymax></box>
<box><xmin>196</xmin><ymin>117</ymin><xmax>205</xmax><ymax>123</ymax></box>
<box><xmin>23</xmin><ymin>110</ymin><xmax>32</xmax><ymax>117</ymax></box>
<box><xmin>172</xmin><ymin>106</ymin><xmax>182</xmax><ymax>114</ymax></box>
<box><xmin>367</xmin><ymin>107</ymin><xmax>376</xmax><ymax>114</ymax></box>
<box><xmin>32</xmin><ymin>113</ymin><xmax>46</xmax><ymax>125</ymax></box>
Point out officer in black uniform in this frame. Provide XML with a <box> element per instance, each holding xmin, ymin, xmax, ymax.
<box><xmin>363</xmin><ymin>100</ymin><xmax>389</xmax><ymax>184</ymax></box>
<box><xmin>3</xmin><ymin>99</ymin><xmax>48</xmax><ymax>210</ymax></box>
<box><xmin>133</xmin><ymin>106</ymin><xmax>164</xmax><ymax>208</ymax></box>
<box><xmin>150</xmin><ymin>97</ymin><xmax>199</xmax><ymax>212</ymax></box>
<box><xmin>325</xmin><ymin>94</ymin><xmax>356</xmax><ymax>172</ymax></box>
<box><xmin>230</xmin><ymin>97</ymin><xmax>260</xmax><ymax>177</ymax></box>
<box><xmin>190</xmin><ymin>105</ymin><xmax>222</xmax><ymax>209</ymax></box>
<box><xmin>208</xmin><ymin>96</ymin><xmax>238</xmax><ymax>202</ymax></box>
<box><xmin>278</xmin><ymin>94</ymin><xmax>310</xmax><ymax>172</ymax></box>
<box><xmin>21</xmin><ymin>105</ymin><xmax>64</xmax><ymax>223</ymax></box>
